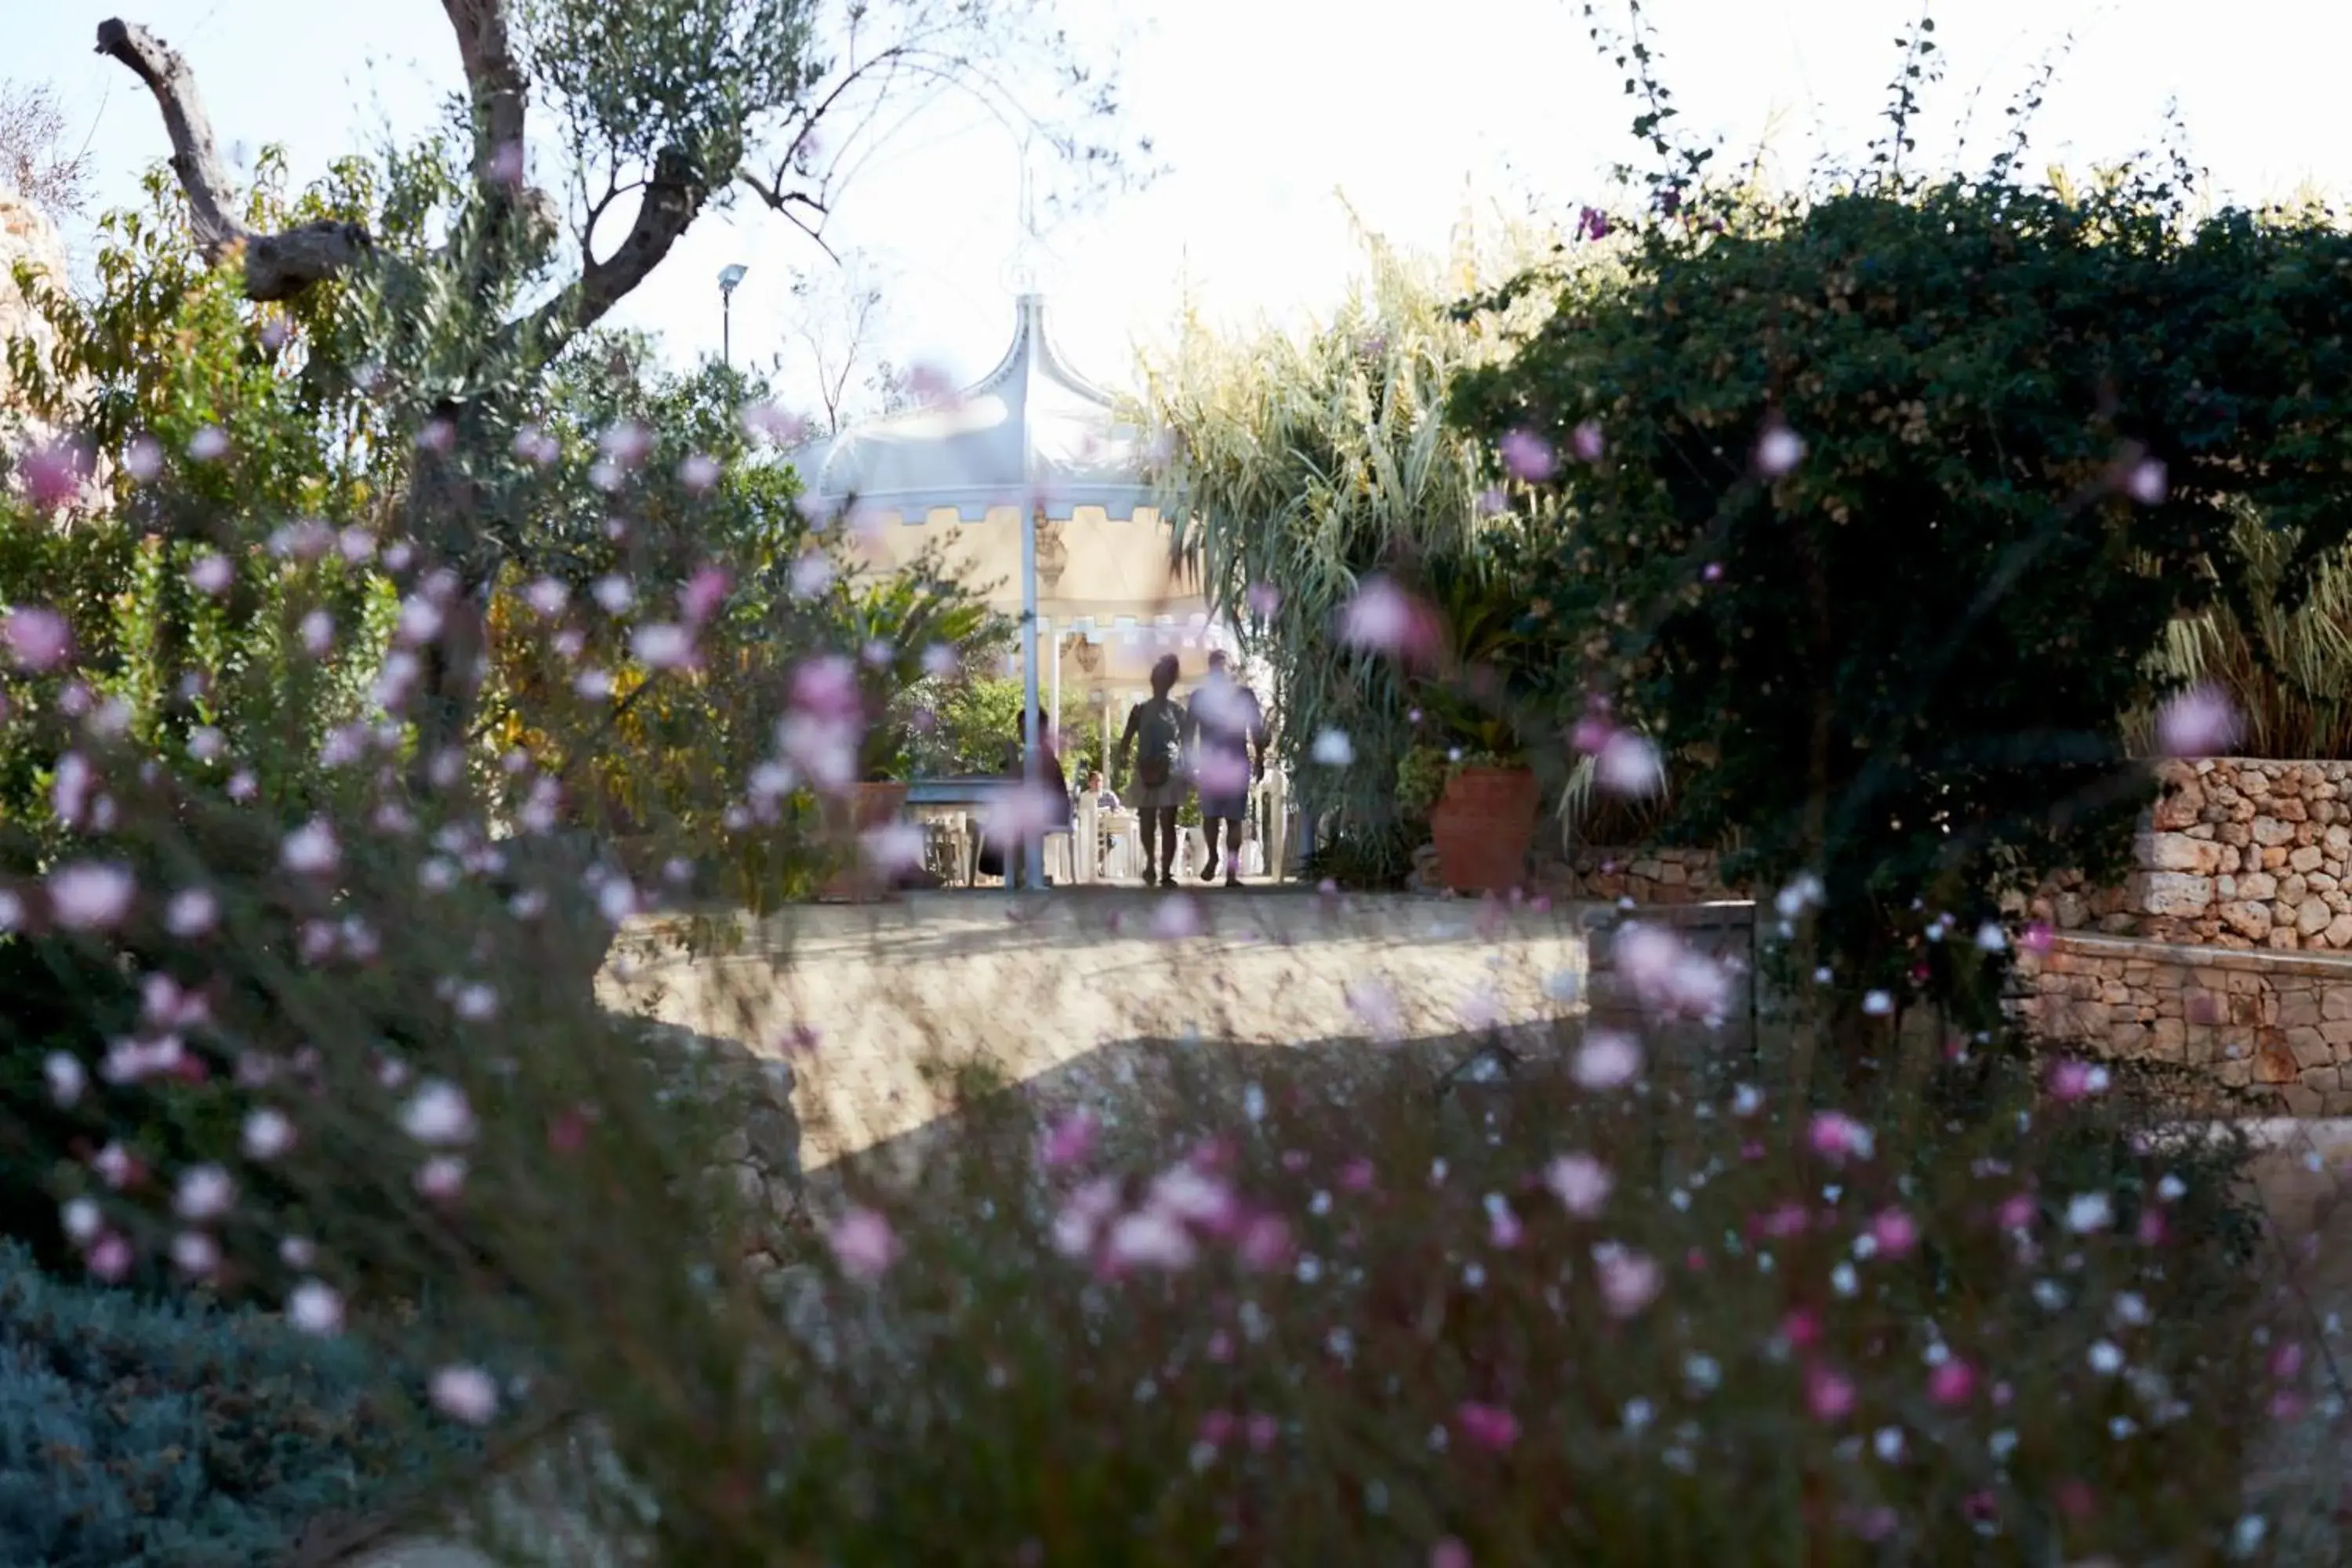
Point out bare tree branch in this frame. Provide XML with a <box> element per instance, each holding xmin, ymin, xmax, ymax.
<box><xmin>94</xmin><ymin>19</ymin><xmax>372</xmax><ymax>299</ymax></box>
<box><xmin>524</xmin><ymin>143</ymin><xmax>710</xmax><ymax>348</ymax></box>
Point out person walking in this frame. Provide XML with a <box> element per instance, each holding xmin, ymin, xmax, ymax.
<box><xmin>1188</xmin><ymin>648</ymin><xmax>1266</xmax><ymax>889</ymax></box>
<box><xmin>1114</xmin><ymin>653</ymin><xmax>1189</xmax><ymax>888</ymax></box>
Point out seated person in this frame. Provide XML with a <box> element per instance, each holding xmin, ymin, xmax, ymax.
<box><xmin>975</xmin><ymin>718</ymin><xmax>1072</xmax><ymax>887</ymax></box>
<box><xmin>1085</xmin><ymin>770</ymin><xmax>1121</xmax><ymax>811</ymax></box>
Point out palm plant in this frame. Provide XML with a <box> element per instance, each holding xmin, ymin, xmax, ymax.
<box><xmin>1132</xmin><ymin>197</ymin><xmax>1575</xmax><ymax>824</ymax></box>
<box><xmin>2125</xmin><ymin>503</ymin><xmax>2352</xmax><ymax>760</ymax></box>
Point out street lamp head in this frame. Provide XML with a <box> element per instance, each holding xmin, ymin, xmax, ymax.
<box><xmin>717</xmin><ymin>263</ymin><xmax>749</xmax><ymax>296</ymax></box>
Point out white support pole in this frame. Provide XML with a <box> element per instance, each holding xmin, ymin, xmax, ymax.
<box><xmin>1018</xmin><ymin>506</ymin><xmax>1044</xmax><ymax>894</ymax></box>
<box><xmin>1049</xmin><ymin>622</ymin><xmax>1063</xmax><ymax>762</ymax></box>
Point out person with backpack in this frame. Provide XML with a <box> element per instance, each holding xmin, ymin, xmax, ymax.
<box><xmin>1114</xmin><ymin>653</ymin><xmax>1189</xmax><ymax>888</ymax></box>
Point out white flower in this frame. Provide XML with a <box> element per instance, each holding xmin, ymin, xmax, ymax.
<box><xmin>1573</xmin><ymin>1030</ymin><xmax>1642</xmax><ymax>1090</ymax></box>
<box><xmin>429</xmin><ymin>1364</ymin><xmax>499</xmax><ymax>1424</ymax></box>
<box><xmin>401</xmin><ymin>1081</ymin><xmax>476</xmax><ymax>1145</ymax></box>
<box><xmin>287</xmin><ymin>1279</ymin><xmax>344</xmax><ymax>1336</ymax></box>
<box><xmin>2065</xmin><ymin>1192</ymin><xmax>2114</xmax><ymax>1234</ymax></box>
<box><xmin>242</xmin><ymin>1107</ymin><xmax>296</xmax><ymax>1160</ymax></box>
<box><xmin>1309</xmin><ymin>728</ymin><xmax>1355</xmax><ymax>768</ymax></box>
<box><xmin>1544</xmin><ymin>1152</ymin><xmax>1612</xmax><ymax>1216</ymax></box>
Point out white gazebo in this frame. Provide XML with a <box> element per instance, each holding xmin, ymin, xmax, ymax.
<box><xmin>789</xmin><ymin>291</ymin><xmax>1242</xmax><ymax>887</ymax></box>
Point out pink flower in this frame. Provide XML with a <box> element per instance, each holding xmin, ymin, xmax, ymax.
<box><xmin>1573</xmin><ymin>1030</ymin><xmax>1642</xmax><ymax>1090</ymax></box>
<box><xmin>1806</xmin><ymin>1363</ymin><xmax>1856</xmax><ymax>1421</ymax></box>
<box><xmin>1595</xmin><ymin>1247</ymin><xmax>1662</xmax><ymax>1317</ymax></box>
<box><xmin>1236</xmin><ymin>1214</ymin><xmax>1294</xmax><ymax>1272</ymax></box>
<box><xmin>173</xmin><ymin>1163</ymin><xmax>235</xmax><ymax>1221</ymax></box>
<box><xmin>1497</xmin><ymin>429</ymin><xmax>1555</xmax><ymax>482</ymax></box>
<box><xmin>2154</xmin><ymin>684</ymin><xmax>2241</xmax><ymax>759</ymax></box>
<box><xmin>789</xmin><ymin>655</ymin><xmax>862</xmax><ymax>722</ymax></box>
<box><xmin>681</xmin><ymin>565</ymin><xmax>731</xmax><ymax>625</ymax></box>
<box><xmin>1544</xmin><ymin>1152</ymin><xmax>1612</xmax><ymax>1217</ymax></box>
<box><xmin>1148</xmin><ymin>1165</ymin><xmax>1238</xmax><ymax>1231</ymax></box>
<box><xmin>1594</xmin><ymin>731</ymin><xmax>1663</xmax><ymax>797</ymax></box>
<box><xmin>429</xmin><ymin>1364</ymin><xmax>500</xmax><ymax>1424</ymax></box>
<box><xmin>2049</xmin><ymin>1058</ymin><xmax>2109</xmax><ymax>1101</ymax></box>
<box><xmin>1245</xmin><ymin>1412</ymin><xmax>1278</xmax><ymax>1451</ymax></box>
<box><xmin>789</xmin><ymin>550</ymin><xmax>837</xmax><ymax>600</ymax></box>
<box><xmin>287</xmin><ymin>1280</ymin><xmax>343</xmax><ymax>1335</ymax></box>
<box><xmin>1570</xmin><ymin>419</ymin><xmax>1605</xmax><ymax>462</ymax></box>
<box><xmin>48</xmin><ymin>862</ymin><xmax>134</xmax><ymax>931</ymax></box>
<box><xmin>1870</xmin><ymin>1208</ymin><xmax>1919</xmax><ymax>1258</ymax></box>
<box><xmin>188</xmin><ymin>553</ymin><xmax>234</xmax><ymax>595</ymax></box>
<box><xmin>19</xmin><ymin>439</ymin><xmax>90</xmax><ymax>513</ymax></box>
<box><xmin>2125</xmin><ymin>456</ymin><xmax>2167</xmax><ymax>505</ymax></box>
<box><xmin>1431</xmin><ymin>1540</ymin><xmax>1472</xmax><ymax>1568</ymax></box>
<box><xmin>1041</xmin><ymin>1109</ymin><xmax>1099</xmax><ymax>1168</ymax></box>
<box><xmin>1051</xmin><ymin>1177</ymin><xmax>1123</xmax><ymax>1258</ymax></box>
<box><xmin>1337</xmin><ymin>576</ymin><xmax>1440</xmax><ymax>662</ymax></box>
<box><xmin>828</xmin><ymin>1206</ymin><xmax>900</xmax><ymax>1279</ymax></box>
<box><xmin>5</xmin><ymin>606</ymin><xmax>71</xmax><ymax>671</ymax></box>
<box><xmin>1806</xmin><ymin>1111</ymin><xmax>1872</xmax><ymax>1161</ymax></box>
<box><xmin>630</xmin><ymin>622</ymin><xmax>695</xmax><ymax>671</ymax></box>
<box><xmin>1245</xmin><ymin>582</ymin><xmax>1282</xmax><ymax>619</ymax></box>
<box><xmin>1151</xmin><ymin>895</ymin><xmax>1201</xmax><ymax>941</ymax></box>
<box><xmin>1455</xmin><ymin>1400</ymin><xmax>1520</xmax><ymax>1450</ymax></box>
<box><xmin>1105</xmin><ymin>1207</ymin><xmax>1197</xmax><ymax>1272</ymax></box>
<box><xmin>678</xmin><ymin>453</ymin><xmax>721</xmax><ymax>493</ymax></box>
<box><xmin>1998</xmin><ymin>1192</ymin><xmax>2037</xmax><ymax>1230</ymax></box>
<box><xmin>281</xmin><ymin>819</ymin><xmax>340</xmax><ymax>876</ymax></box>
<box><xmin>1928</xmin><ymin>1359</ymin><xmax>1976</xmax><ymax>1406</ymax></box>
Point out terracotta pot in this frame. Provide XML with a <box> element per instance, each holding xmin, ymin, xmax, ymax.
<box><xmin>818</xmin><ymin>781</ymin><xmax>911</xmax><ymax>902</ymax></box>
<box><xmin>1428</xmin><ymin>766</ymin><xmax>1540</xmax><ymax>895</ymax></box>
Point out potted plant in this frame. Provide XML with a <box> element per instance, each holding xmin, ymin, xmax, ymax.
<box><xmin>1393</xmin><ymin>554</ymin><xmax>1546</xmax><ymax>895</ymax></box>
<box><xmin>813</xmin><ymin>556</ymin><xmax>1004</xmax><ymax>899</ymax></box>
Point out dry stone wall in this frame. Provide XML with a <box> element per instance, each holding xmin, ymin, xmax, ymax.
<box><xmin>2013</xmin><ymin>933</ymin><xmax>2352</xmax><ymax>1115</ymax></box>
<box><xmin>1539</xmin><ymin>845</ymin><xmax>1737</xmax><ymax>906</ymax></box>
<box><xmin>2023</xmin><ymin>760</ymin><xmax>2352</xmax><ymax>953</ymax></box>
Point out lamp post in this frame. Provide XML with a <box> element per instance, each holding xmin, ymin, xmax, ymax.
<box><xmin>717</xmin><ymin>263</ymin><xmax>748</xmax><ymax>368</ymax></box>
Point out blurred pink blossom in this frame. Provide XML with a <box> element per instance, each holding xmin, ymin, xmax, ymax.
<box><xmin>681</xmin><ymin>566</ymin><xmax>730</xmax><ymax>625</ymax></box>
<box><xmin>430</xmin><ymin>1365</ymin><xmax>499</xmax><ymax>1425</ymax></box>
<box><xmin>1571</xmin><ymin>419</ymin><xmax>1605</xmax><ymax>462</ymax></box>
<box><xmin>1928</xmin><ymin>1359</ymin><xmax>1976</xmax><ymax>1406</ymax></box>
<box><xmin>48</xmin><ymin>862</ymin><xmax>133</xmax><ymax>930</ymax></box>
<box><xmin>1497</xmin><ymin>429</ymin><xmax>1555</xmax><ymax>482</ymax></box>
<box><xmin>5</xmin><ymin>606</ymin><xmax>71</xmax><ymax>671</ymax></box>
<box><xmin>1573</xmin><ymin>1030</ymin><xmax>1642</xmax><ymax>1090</ymax></box>
<box><xmin>1756</xmin><ymin>424</ymin><xmax>1806</xmax><ymax>477</ymax></box>
<box><xmin>1594</xmin><ymin>730</ymin><xmax>1663</xmax><ymax>796</ymax></box>
<box><xmin>2154</xmin><ymin>684</ymin><xmax>2241</xmax><ymax>759</ymax></box>
<box><xmin>1454</xmin><ymin>1401</ymin><xmax>1520</xmax><ymax>1450</ymax></box>
<box><xmin>1871</xmin><ymin>1208</ymin><xmax>1920</xmax><ymax>1257</ymax></box>
<box><xmin>1806</xmin><ymin>1364</ymin><xmax>1856</xmax><ymax>1421</ymax></box>
<box><xmin>1430</xmin><ymin>1541</ymin><xmax>1472</xmax><ymax>1568</ymax></box>
<box><xmin>1544</xmin><ymin>1152</ymin><xmax>1613</xmax><ymax>1216</ymax></box>
<box><xmin>829</xmin><ymin>1206</ymin><xmax>901</xmax><ymax>1279</ymax></box>
<box><xmin>20</xmin><ymin>439</ymin><xmax>91</xmax><ymax>512</ymax></box>
<box><xmin>1245</xmin><ymin>582</ymin><xmax>1281</xmax><ymax>619</ymax></box>
<box><xmin>1041</xmin><ymin>1109</ymin><xmax>1099</xmax><ymax>1168</ymax></box>
<box><xmin>1595</xmin><ymin>1247</ymin><xmax>1662</xmax><ymax>1316</ymax></box>
<box><xmin>1807</xmin><ymin>1112</ymin><xmax>1872</xmax><ymax>1161</ymax></box>
<box><xmin>1105</xmin><ymin>1207</ymin><xmax>1196</xmax><ymax>1272</ymax></box>
<box><xmin>1338</xmin><ymin>576</ymin><xmax>1440</xmax><ymax>662</ymax></box>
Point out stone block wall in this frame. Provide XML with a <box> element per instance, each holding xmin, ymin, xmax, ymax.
<box><xmin>2012</xmin><ymin>934</ymin><xmax>2352</xmax><ymax>1114</ymax></box>
<box><xmin>1541</xmin><ymin>845</ymin><xmax>1738</xmax><ymax>906</ymax></box>
<box><xmin>2024</xmin><ymin>758</ymin><xmax>2352</xmax><ymax>953</ymax></box>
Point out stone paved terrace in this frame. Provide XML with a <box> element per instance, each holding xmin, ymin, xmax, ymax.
<box><xmin>592</xmin><ymin>891</ymin><xmax>1741</xmax><ymax>1172</ymax></box>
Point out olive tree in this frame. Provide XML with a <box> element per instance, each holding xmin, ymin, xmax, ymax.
<box><xmin>92</xmin><ymin>0</ymin><xmax>1145</xmax><ymax>780</ymax></box>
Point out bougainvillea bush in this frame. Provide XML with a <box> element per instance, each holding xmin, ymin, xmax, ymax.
<box><xmin>1447</xmin><ymin>15</ymin><xmax>2352</xmax><ymax>1057</ymax></box>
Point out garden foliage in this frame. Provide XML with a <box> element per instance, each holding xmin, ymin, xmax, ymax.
<box><xmin>1450</xmin><ymin>16</ymin><xmax>2352</xmax><ymax>1040</ymax></box>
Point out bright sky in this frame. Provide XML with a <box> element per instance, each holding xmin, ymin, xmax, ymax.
<box><xmin>20</xmin><ymin>1</ymin><xmax>2352</xmax><ymax>416</ymax></box>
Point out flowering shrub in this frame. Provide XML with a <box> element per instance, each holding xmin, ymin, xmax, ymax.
<box><xmin>1447</xmin><ymin>16</ymin><xmax>2352</xmax><ymax>1057</ymax></box>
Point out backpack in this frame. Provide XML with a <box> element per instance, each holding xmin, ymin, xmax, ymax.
<box><xmin>1135</xmin><ymin>697</ymin><xmax>1184</xmax><ymax>788</ymax></box>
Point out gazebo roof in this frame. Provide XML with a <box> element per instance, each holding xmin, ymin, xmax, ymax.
<box><xmin>792</xmin><ymin>293</ymin><xmax>1160</xmax><ymax>524</ymax></box>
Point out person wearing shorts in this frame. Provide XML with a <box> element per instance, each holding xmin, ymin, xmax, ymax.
<box><xmin>1115</xmin><ymin>654</ymin><xmax>1189</xmax><ymax>887</ymax></box>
